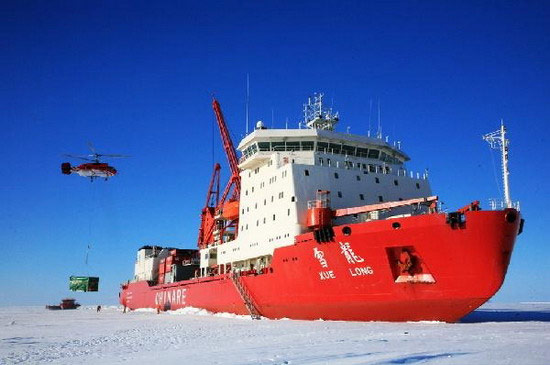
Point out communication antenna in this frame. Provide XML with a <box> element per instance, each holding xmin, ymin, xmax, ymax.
<box><xmin>377</xmin><ymin>99</ymin><xmax>382</xmax><ymax>139</ymax></box>
<box><xmin>483</xmin><ymin>120</ymin><xmax>512</xmax><ymax>208</ymax></box>
<box><xmin>245</xmin><ymin>73</ymin><xmax>250</xmax><ymax>134</ymax></box>
<box><xmin>271</xmin><ymin>108</ymin><xmax>274</xmax><ymax>128</ymax></box>
<box><xmin>368</xmin><ymin>99</ymin><xmax>372</xmax><ymax>137</ymax></box>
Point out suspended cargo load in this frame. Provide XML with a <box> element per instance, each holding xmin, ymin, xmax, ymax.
<box><xmin>69</xmin><ymin>276</ymin><xmax>99</xmax><ymax>292</ymax></box>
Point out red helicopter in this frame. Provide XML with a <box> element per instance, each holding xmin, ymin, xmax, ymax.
<box><xmin>61</xmin><ymin>143</ymin><xmax>128</xmax><ymax>181</ymax></box>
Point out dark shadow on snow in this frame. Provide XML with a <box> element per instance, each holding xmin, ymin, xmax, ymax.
<box><xmin>461</xmin><ymin>309</ymin><xmax>550</xmax><ymax>323</ymax></box>
<box><xmin>377</xmin><ymin>352</ymin><xmax>469</xmax><ymax>364</ymax></box>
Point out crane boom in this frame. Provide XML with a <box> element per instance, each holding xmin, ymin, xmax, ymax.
<box><xmin>212</xmin><ymin>99</ymin><xmax>240</xmax><ymax>179</ymax></box>
<box><xmin>212</xmin><ymin>98</ymin><xmax>241</xmax><ymax>201</ymax></box>
<box><xmin>197</xmin><ymin>99</ymin><xmax>241</xmax><ymax>248</ymax></box>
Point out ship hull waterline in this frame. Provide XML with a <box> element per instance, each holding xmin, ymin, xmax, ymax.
<box><xmin>120</xmin><ymin>209</ymin><xmax>521</xmax><ymax>322</ymax></box>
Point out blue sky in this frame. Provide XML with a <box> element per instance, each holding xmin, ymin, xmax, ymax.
<box><xmin>1</xmin><ymin>1</ymin><xmax>548</xmax><ymax>305</ymax></box>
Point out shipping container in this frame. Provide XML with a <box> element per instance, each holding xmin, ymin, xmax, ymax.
<box><xmin>69</xmin><ymin>276</ymin><xmax>99</xmax><ymax>292</ymax></box>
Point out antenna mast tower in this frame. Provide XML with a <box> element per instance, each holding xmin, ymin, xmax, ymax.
<box><xmin>483</xmin><ymin>121</ymin><xmax>512</xmax><ymax>208</ymax></box>
<box><xmin>303</xmin><ymin>93</ymin><xmax>339</xmax><ymax>131</ymax></box>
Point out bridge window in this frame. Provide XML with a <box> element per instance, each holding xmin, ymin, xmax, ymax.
<box><xmin>368</xmin><ymin>149</ymin><xmax>380</xmax><ymax>159</ymax></box>
<box><xmin>357</xmin><ymin>148</ymin><xmax>368</xmax><ymax>158</ymax></box>
<box><xmin>302</xmin><ymin>141</ymin><xmax>314</xmax><ymax>150</ymax></box>
<box><xmin>317</xmin><ymin>142</ymin><xmax>328</xmax><ymax>152</ymax></box>
<box><xmin>286</xmin><ymin>141</ymin><xmax>300</xmax><ymax>151</ymax></box>
<box><xmin>271</xmin><ymin>142</ymin><xmax>285</xmax><ymax>151</ymax></box>
<box><xmin>342</xmin><ymin>145</ymin><xmax>356</xmax><ymax>156</ymax></box>
<box><xmin>258</xmin><ymin>142</ymin><xmax>270</xmax><ymax>151</ymax></box>
<box><xmin>329</xmin><ymin>143</ymin><xmax>341</xmax><ymax>154</ymax></box>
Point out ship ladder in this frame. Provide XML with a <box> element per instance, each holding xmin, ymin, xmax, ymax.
<box><xmin>230</xmin><ymin>272</ymin><xmax>261</xmax><ymax>320</ymax></box>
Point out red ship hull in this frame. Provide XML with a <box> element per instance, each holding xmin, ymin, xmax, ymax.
<box><xmin>120</xmin><ymin>209</ymin><xmax>521</xmax><ymax>322</ymax></box>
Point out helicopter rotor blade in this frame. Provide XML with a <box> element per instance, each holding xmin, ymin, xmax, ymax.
<box><xmin>87</xmin><ymin>141</ymin><xmax>97</xmax><ymax>155</ymax></box>
<box><xmin>63</xmin><ymin>154</ymin><xmax>94</xmax><ymax>162</ymax></box>
<box><xmin>96</xmin><ymin>154</ymin><xmax>131</xmax><ymax>159</ymax></box>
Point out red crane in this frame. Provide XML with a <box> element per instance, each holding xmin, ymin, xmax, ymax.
<box><xmin>197</xmin><ymin>98</ymin><xmax>241</xmax><ymax>249</ymax></box>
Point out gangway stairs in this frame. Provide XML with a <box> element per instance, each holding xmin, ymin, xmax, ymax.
<box><xmin>231</xmin><ymin>272</ymin><xmax>261</xmax><ymax>320</ymax></box>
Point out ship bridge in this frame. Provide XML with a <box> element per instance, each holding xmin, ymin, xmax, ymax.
<box><xmin>237</xmin><ymin>128</ymin><xmax>409</xmax><ymax>170</ymax></box>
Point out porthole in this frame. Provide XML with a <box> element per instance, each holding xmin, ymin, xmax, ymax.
<box><xmin>342</xmin><ymin>226</ymin><xmax>352</xmax><ymax>236</ymax></box>
<box><xmin>392</xmin><ymin>222</ymin><xmax>401</xmax><ymax>229</ymax></box>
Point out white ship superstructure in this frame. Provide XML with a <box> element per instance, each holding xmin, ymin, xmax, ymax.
<box><xmin>199</xmin><ymin>94</ymin><xmax>431</xmax><ymax>275</ymax></box>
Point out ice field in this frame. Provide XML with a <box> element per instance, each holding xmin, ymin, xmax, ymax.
<box><xmin>1</xmin><ymin>303</ymin><xmax>549</xmax><ymax>364</ymax></box>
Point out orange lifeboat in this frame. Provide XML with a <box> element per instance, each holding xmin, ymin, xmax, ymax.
<box><xmin>221</xmin><ymin>200</ymin><xmax>239</xmax><ymax>220</ymax></box>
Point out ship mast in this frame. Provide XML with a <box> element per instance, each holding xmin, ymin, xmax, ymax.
<box><xmin>303</xmin><ymin>93</ymin><xmax>339</xmax><ymax>130</ymax></box>
<box><xmin>483</xmin><ymin>120</ymin><xmax>511</xmax><ymax>208</ymax></box>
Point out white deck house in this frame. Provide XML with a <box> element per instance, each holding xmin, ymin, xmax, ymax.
<box><xmin>199</xmin><ymin>95</ymin><xmax>431</xmax><ymax>275</ymax></box>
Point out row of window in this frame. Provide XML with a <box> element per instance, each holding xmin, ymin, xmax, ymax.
<box><xmin>245</xmin><ymin>168</ymin><xmax>289</xmax><ymax>195</ymax></box>
<box><xmin>240</xmin><ymin>209</ymin><xmax>292</xmax><ymax>231</ymax></box>
<box><xmin>318</xmin><ymin>157</ymin><xmax>394</xmax><ymax>173</ymax></box>
<box><xmin>240</xmin><ymin>140</ymin><xmax>402</xmax><ymax>165</ymax></box>
<box><xmin>242</xmin><ymin>194</ymin><xmax>293</xmax><ymax>215</ymax></box>
<box><xmin>303</xmin><ymin>169</ymin><xmax>421</xmax><ymax>189</ymax></box>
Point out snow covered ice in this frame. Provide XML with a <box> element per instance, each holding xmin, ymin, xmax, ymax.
<box><xmin>1</xmin><ymin>303</ymin><xmax>549</xmax><ymax>364</ymax></box>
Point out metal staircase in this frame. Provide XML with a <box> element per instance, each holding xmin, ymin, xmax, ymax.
<box><xmin>230</xmin><ymin>272</ymin><xmax>261</xmax><ymax>320</ymax></box>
